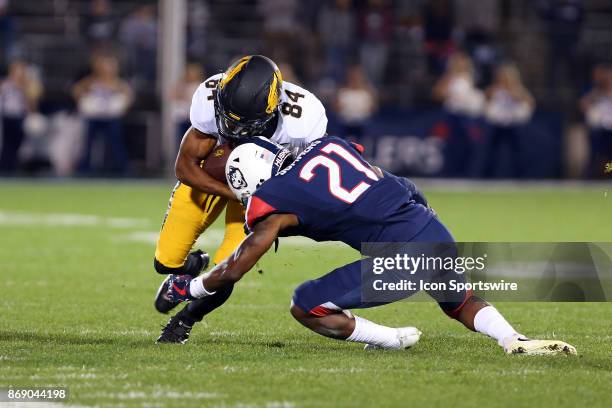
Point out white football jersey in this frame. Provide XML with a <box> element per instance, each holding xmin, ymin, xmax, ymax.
<box><xmin>189</xmin><ymin>73</ymin><xmax>327</xmax><ymax>150</ymax></box>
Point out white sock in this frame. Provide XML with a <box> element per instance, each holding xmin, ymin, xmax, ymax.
<box><xmin>474</xmin><ymin>306</ymin><xmax>522</xmax><ymax>347</ymax></box>
<box><xmin>189</xmin><ymin>274</ymin><xmax>216</xmax><ymax>298</ymax></box>
<box><xmin>346</xmin><ymin>316</ymin><xmax>400</xmax><ymax>349</ymax></box>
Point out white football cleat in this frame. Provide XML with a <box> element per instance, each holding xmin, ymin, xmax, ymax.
<box><xmin>364</xmin><ymin>327</ymin><xmax>422</xmax><ymax>350</ymax></box>
<box><xmin>504</xmin><ymin>337</ymin><xmax>577</xmax><ymax>356</ymax></box>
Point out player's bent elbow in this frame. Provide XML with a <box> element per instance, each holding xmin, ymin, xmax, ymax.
<box><xmin>174</xmin><ymin>161</ymin><xmax>188</xmax><ymax>184</ymax></box>
<box><xmin>174</xmin><ymin>163</ymin><xmax>201</xmax><ymax>190</ymax></box>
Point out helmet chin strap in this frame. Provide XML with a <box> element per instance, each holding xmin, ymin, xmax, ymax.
<box><xmin>239</xmin><ymin>194</ymin><xmax>249</xmax><ymax>207</ymax></box>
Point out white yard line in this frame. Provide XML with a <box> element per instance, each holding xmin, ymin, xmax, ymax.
<box><xmin>122</xmin><ymin>229</ymin><xmax>346</xmax><ymax>248</ymax></box>
<box><xmin>0</xmin><ymin>404</ymin><xmax>78</xmax><ymax>408</ymax></box>
<box><xmin>0</xmin><ymin>209</ymin><xmax>345</xmax><ymax>248</ymax></box>
<box><xmin>0</xmin><ymin>211</ymin><xmax>150</xmax><ymax>228</ymax></box>
<box><xmin>75</xmin><ymin>390</ymin><xmax>221</xmax><ymax>401</ymax></box>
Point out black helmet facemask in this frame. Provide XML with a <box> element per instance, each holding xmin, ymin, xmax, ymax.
<box><xmin>214</xmin><ymin>91</ymin><xmax>276</xmax><ymax>140</ymax></box>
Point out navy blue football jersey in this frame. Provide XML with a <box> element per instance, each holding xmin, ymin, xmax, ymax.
<box><xmin>245</xmin><ymin>136</ymin><xmax>434</xmax><ymax>249</ymax></box>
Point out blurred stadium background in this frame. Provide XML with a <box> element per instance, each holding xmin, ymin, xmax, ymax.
<box><xmin>1</xmin><ymin>0</ymin><xmax>611</xmax><ymax>180</ymax></box>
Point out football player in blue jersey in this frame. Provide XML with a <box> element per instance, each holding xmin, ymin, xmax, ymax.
<box><xmin>164</xmin><ymin>136</ymin><xmax>577</xmax><ymax>355</ymax></box>
<box><xmin>154</xmin><ymin>55</ymin><xmax>329</xmax><ymax>344</ymax></box>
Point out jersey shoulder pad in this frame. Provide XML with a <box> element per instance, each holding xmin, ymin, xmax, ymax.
<box><xmin>278</xmin><ymin>81</ymin><xmax>328</xmax><ymax>144</ymax></box>
<box><xmin>189</xmin><ymin>73</ymin><xmax>223</xmax><ymax>136</ymax></box>
<box><xmin>245</xmin><ymin>194</ymin><xmax>277</xmax><ymax>231</ymax></box>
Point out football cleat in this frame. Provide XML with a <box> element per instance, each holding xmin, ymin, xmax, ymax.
<box><xmin>364</xmin><ymin>327</ymin><xmax>422</xmax><ymax>350</ymax></box>
<box><xmin>504</xmin><ymin>337</ymin><xmax>577</xmax><ymax>356</ymax></box>
<box><xmin>154</xmin><ymin>275</ymin><xmax>177</xmax><ymax>314</ymax></box>
<box><xmin>154</xmin><ymin>250</ymin><xmax>209</xmax><ymax>314</ymax></box>
<box><xmin>156</xmin><ymin>314</ymin><xmax>193</xmax><ymax>344</ymax></box>
<box><xmin>164</xmin><ymin>274</ymin><xmax>196</xmax><ymax>303</ymax></box>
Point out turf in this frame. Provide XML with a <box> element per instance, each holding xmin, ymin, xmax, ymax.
<box><xmin>0</xmin><ymin>181</ymin><xmax>611</xmax><ymax>407</ymax></box>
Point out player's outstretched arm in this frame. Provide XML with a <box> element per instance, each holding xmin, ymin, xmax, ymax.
<box><xmin>196</xmin><ymin>214</ymin><xmax>299</xmax><ymax>293</ymax></box>
<box><xmin>175</xmin><ymin>126</ymin><xmax>237</xmax><ymax>201</ymax></box>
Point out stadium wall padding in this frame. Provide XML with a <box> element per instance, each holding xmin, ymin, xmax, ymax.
<box><xmin>326</xmin><ymin>108</ymin><xmax>562</xmax><ymax>179</ymax></box>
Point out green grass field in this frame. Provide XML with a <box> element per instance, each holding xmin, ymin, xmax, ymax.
<box><xmin>1</xmin><ymin>181</ymin><xmax>611</xmax><ymax>407</ymax></box>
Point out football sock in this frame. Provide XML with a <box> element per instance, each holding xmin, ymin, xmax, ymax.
<box><xmin>473</xmin><ymin>306</ymin><xmax>522</xmax><ymax>347</ymax></box>
<box><xmin>183</xmin><ymin>251</ymin><xmax>207</xmax><ymax>276</ymax></box>
<box><xmin>175</xmin><ymin>307</ymin><xmax>196</xmax><ymax>327</ymax></box>
<box><xmin>181</xmin><ymin>283</ymin><xmax>235</xmax><ymax>324</ymax></box>
<box><xmin>346</xmin><ymin>316</ymin><xmax>401</xmax><ymax>349</ymax></box>
<box><xmin>189</xmin><ymin>274</ymin><xmax>216</xmax><ymax>298</ymax></box>
<box><xmin>153</xmin><ymin>252</ymin><xmax>203</xmax><ymax>276</ymax></box>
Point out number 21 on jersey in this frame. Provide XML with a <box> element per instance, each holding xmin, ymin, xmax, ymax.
<box><xmin>299</xmin><ymin>143</ymin><xmax>379</xmax><ymax>203</ymax></box>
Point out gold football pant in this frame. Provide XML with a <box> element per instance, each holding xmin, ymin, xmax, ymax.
<box><xmin>154</xmin><ymin>182</ymin><xmax>246</xmax><ymax>268</ymax></box>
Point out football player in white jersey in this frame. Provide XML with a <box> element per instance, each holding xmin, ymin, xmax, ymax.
<box><xmin>155</xmin><ymin>55</ymin><xmax>328</xmax><ymax>343</ymax></box>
